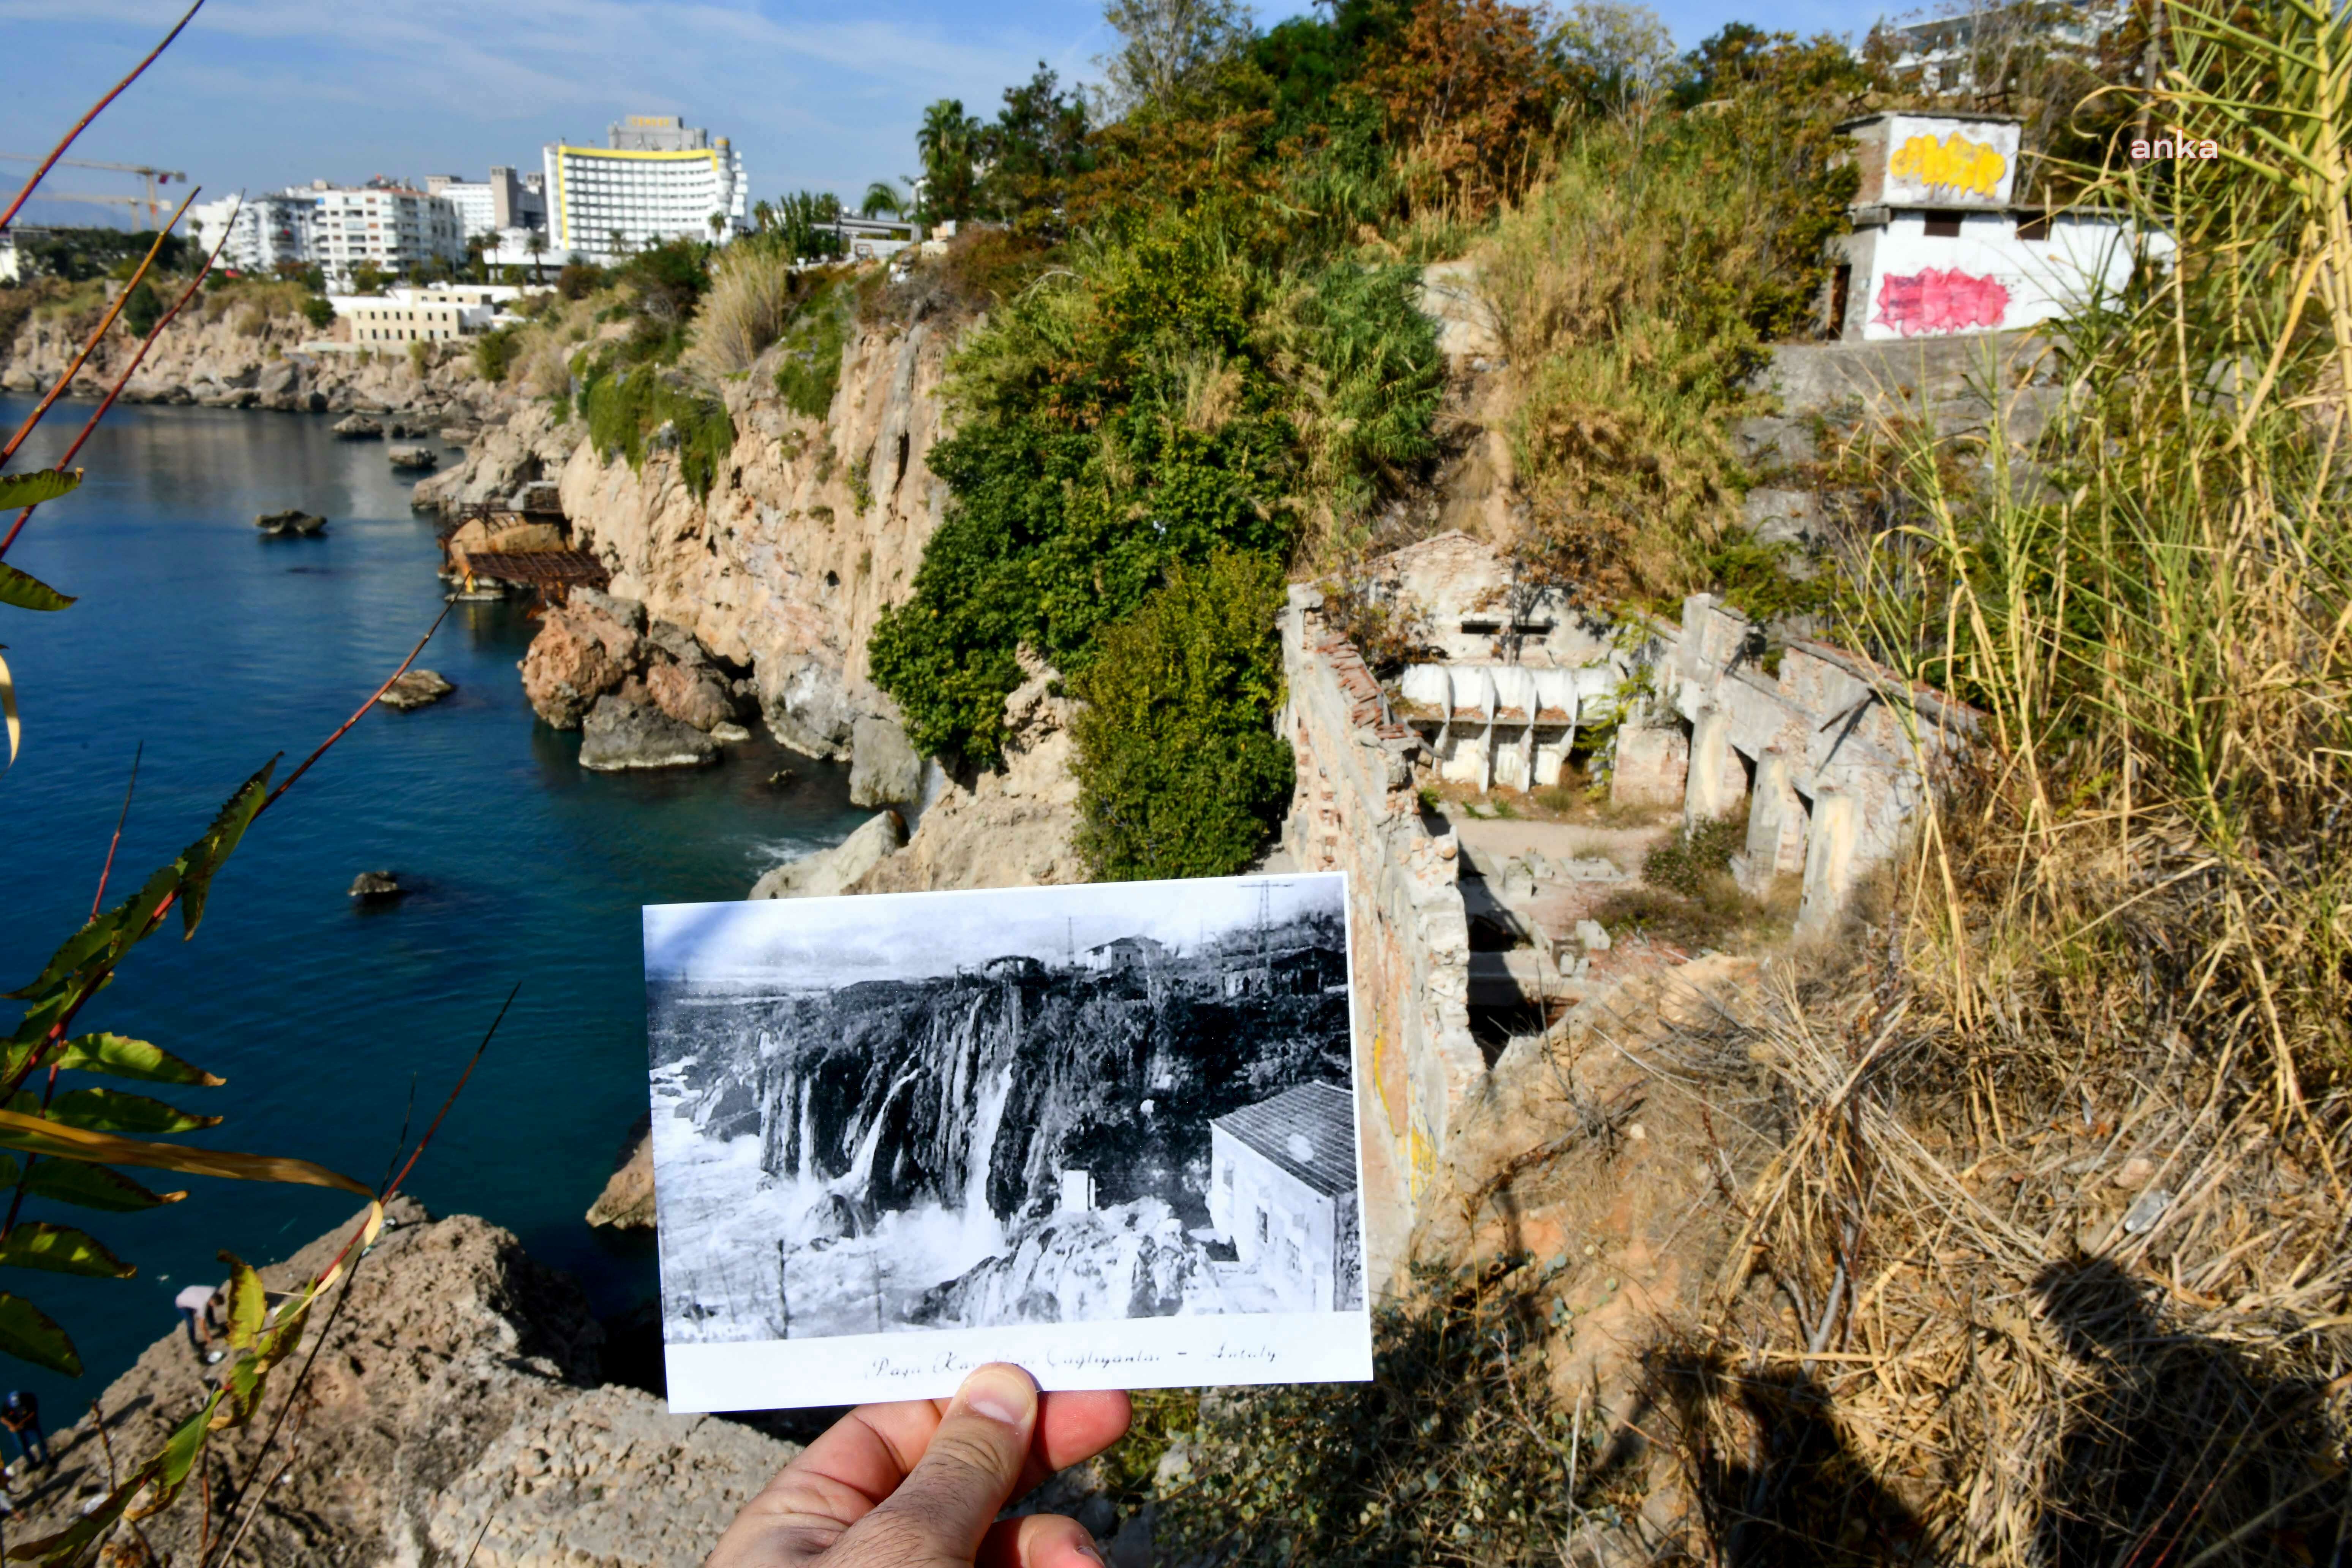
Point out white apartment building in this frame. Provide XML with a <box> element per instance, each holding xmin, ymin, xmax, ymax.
<box><xmin>542</xmin><ymin>114</ymin><xmax>746</xmax><ymax>264</ymax></box>
<box><xmin>1887</xmin><ymin>0</ymin><xmax>2124</xmax><ymax>94</ymax></box>
<box><xmin>424</xmin><ymin>168</ymin><xmax>547</xmax><ymax>240</ymax></box>
<box><xmin>308</xmin><ymin>181</ymin><xmax>466</xmax><ymax>284</ymax></box>
<box><xmin>188</xmin><ymin>193</ymin><xmax>316</xmax><ymax>276</ymax></box>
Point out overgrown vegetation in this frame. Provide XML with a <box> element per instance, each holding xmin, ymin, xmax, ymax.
<box><xmin>1070</xmin><ymin>550</ymin><xmax>1295</xmax><ymax>878</ymax></box>
<box><xmin>579</xmin><ymin>361</ymin><xmax>736</xmax><ymax>501</ymax></box>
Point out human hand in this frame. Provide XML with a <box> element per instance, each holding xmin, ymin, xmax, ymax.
<box><xmin>706</xmin><ymin>1365</ymin><xmax>1132</xmax><ymax>1568</ymax></box>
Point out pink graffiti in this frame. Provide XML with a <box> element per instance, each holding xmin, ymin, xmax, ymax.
<box><xmin>1871</xmin><ymin>267</ymin><xmax>2010</xmax><ymax>336</ymax></box>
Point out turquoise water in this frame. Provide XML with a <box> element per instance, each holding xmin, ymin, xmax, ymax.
<box><xmin>0</xmin><ymin>395</ymin><xmax>866</xmax><ymax>1411</ymax></box>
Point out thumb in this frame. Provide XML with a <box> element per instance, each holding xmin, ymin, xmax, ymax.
<box><xmin>844</xmin><ymin>1364</ymin><xmax>1040</xmax><ymax>1564</ymax></box>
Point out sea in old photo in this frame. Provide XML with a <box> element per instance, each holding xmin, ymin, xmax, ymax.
<box><xmin>641</xmin><ymin>873</ymin><xmax>1370</xmax><ymax>1406</ymax></box>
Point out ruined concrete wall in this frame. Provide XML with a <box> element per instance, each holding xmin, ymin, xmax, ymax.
<box><xmin>1626</xmin><ymin>594</ymin><xmax>1977</xmax><ymax>934</ymax></box>
<box><xmin>1278</xmin><ymin>586</ymin><xmax>1480</xmax><ymax>1293</ymax></box>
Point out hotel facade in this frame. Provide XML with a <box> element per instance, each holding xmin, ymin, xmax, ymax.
<box><xmin>542</xmin><ymin>115</ymin><xmax>747</xmax><ymax>265</ymax></box>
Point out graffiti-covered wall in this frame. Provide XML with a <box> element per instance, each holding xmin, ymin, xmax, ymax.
<box><xmin>1840</xmin><ymin>209</ymin><xmax>2153</xmax><ymax>343</ymax></box>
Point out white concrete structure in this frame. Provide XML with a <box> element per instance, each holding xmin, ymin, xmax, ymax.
<box><xmin>542</xmin><ymin>114</ymin><xmax>746</xmax><ymax>264</ymax></box>
<box><xmin>189</xmin><ymin>193</ymin><xmax>316</xmax><ymax>277</ymax></box>
<box><xmin>1827</xmin><ymin>113</ymin><xmax>2164</xmax><ymax>342</ymax></box>
<box><xmin>307</xmin><ymin>182</ymin><xmax>466</xmax><ymax>284</ymax></box>
<box><xmin>424</xmin><ymin>168</ymin><xmax>546</xmax><ymax>240</ymax></box>
<box><xmin>327</xmin><ymin>283</ymin><xmax>543</xmax><ymax>342</ymax></box>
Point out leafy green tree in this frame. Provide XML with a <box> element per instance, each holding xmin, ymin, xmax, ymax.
<box><xmin>917</xmin><ymin>98</ymin><xmax>983</xmax><ymax>222</ymax></box>
<box><xmin>765</xmin><ymin>190</ymin><xmax>847</xmax><ymax>261</ymax></box>
<box><xmin>977</xmin><ymin>65</ymin><xmax>1094</xmax><ymax>224</ymax></box>
<box><xmin>1098</xmin><ymin>0</ymin><xmax>1255</xmax><ymax>118</ymax></box>
<box><xmin>349</xmin><ymin>261</ymin><xmax>390</xmax><ymax>295</ymax></box>
<box><xmin>300</xmin><ymin>293</ymin><xmax>335</xmax><ymax>330</ymax></box>
<box><xmin>119</xmin><ymin>281</ymin><xmax>162</xmax><ymax>338</ymax></box>
<box><xmin>1070</xmin><ymin>549</ymin><xmax>1294</xmax><ymax>879</ymax></box>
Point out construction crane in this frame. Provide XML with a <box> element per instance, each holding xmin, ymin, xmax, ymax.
<box><xmin>0</xmin><ymin>153</ymin><xmax>189</xmax><ymax>227</ymax></box>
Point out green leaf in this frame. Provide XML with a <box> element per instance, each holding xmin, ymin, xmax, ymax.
<box><xmin>0</xmin><ymin>468</ymin><xmax>80</xmax><ymax>511</ymax></box>
<box><xmin>0</xmin><ymin>1291</ymin><xmax>79</xmax><ymax>1375</ymax></box>
<box><xmin>0</xmin><ymin>563</ymin><xmax>73</xmax><ymax>613</ymax></box>
<box><xmin>221</xmin><ymin>1252</ymin><xmax>264</xmax><ymax>1351</ymax></box>
<box><xmin>53</xmin><ymin>1032</ymin><xmax>224</xmax><ymax>1087</ymax></box>
<box><xmin>19</xmin><ymin>1157</ymin><xmax>183</xmax><ymax>1212</ymax></box>
<box><xmin>176</xmin><ymin>758</ymin><xmax>276</xmax><ymax>938</ymax></box>
<box><xmin>0</xmin><ymin>1222</ymin><xmax>133</xmax><ymax>1279</ymax></box>
<box><xmin>11</xmin><ymin>1087</ymin><xmax>221</xmax><ymax>1135</ymax></box>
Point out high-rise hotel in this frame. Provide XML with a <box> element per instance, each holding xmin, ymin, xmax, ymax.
<box><xmin>542</xmin><ymin>115</ymin><xmax>748</xmax><ymax>265</ymax></box>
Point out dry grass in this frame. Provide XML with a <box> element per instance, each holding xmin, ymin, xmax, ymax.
<box><xmin>1625</xmin><ymin>4</ymin><xmax>2352</xmax><ymax>1559</ymax></box>
<box><xmin>688</xmin><ymin>243</ymin><xmax>800</xmax><ymax>377</ymax></box>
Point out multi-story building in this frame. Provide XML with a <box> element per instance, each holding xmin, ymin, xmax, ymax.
<box><xmin>424</xmin><ymin>168</ymin><xmax>547</xmax><ymax>240</ymax></box>
<box><xmin>188</xmin><ymin>192</ymin><xmax>316</xmax><ymax>276</ymax></box>
<box><xmin>1886</xmin><ymin>0</ymin><xmax>2124</xmax><ymax>94</ymax></box>
<box><xmin>307</xmin><ymin>180</ymin><xmax>466</xmax><ymax>285</ymax></box>
<box><xmin>327</xmin><ymin>282</ymin><xmax>544</xmax><ymax>344</ymax></box>
<box><xmin>542</xmin><ymin>114</ymin><xmax>746</xmax><ymax>265</ymax></box>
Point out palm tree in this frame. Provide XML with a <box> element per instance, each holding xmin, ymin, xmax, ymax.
<box><xmin>915</xmin><ymin>99</ymin><xmax>981</xmax><ymax>224</ymax></box>
<box><xmin>860</xmin><ymin>181</ymin><xmax>905</xmax><ymax>220</ymax></box>
<box><xmin>524</xmin><ymin>228</ymin><xmax>547</xmax><ymax>286</ymax></box>
<box><xmin>707</xmin><ymin>211</ymin><xmax>727</xmax><ymax>245</ymax></box>
<box><xmin>607</xmin><ymin>228</ymin><xmax>629</xmax><ymax>262</ymax></box>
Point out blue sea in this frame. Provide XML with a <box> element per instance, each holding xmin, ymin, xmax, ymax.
<box><xmin>0</xmin><ymin>395</ymin><xmax>866</xmax><ymax>1412</ymax></box>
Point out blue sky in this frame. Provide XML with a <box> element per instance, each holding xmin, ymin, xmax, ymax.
<box><xmin>1</xmin><ymin>0</ymin><xmax>1880</xmax><ymax>230</ymax></box>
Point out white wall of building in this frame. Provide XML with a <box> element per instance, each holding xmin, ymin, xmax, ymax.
<box><xmin>1840</xmin><ymin>209</ymin><xmax>2162</xmax><ymax>342</ymax></box>
<box><xmin>542</xmin><ymin>122</ymin><xmax>746</xmax><ymax>265</ymax></box>
<box><xmin>309</xmin><ymin>185</ymin><xmax>466</xmax><ymax>285</ymax></box>
<box><xmin>189</xmin><ymin>193</ymin><xmax>315</xmax><ymax>276</ymax></box>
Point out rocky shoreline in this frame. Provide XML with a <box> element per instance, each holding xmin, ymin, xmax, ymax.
<box><xmin>9</xmin><ymin>1199</ymin><xmax>797</xmax><ymax>1566</ymax></box>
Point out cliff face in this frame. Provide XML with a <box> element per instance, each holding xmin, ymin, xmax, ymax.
<box><xmin>1</xmin><ymin>300</ymin><xmax>493</xmax><ymax>417</ymax></box>
<box><xmin>555</xmin><ymin>317</ymin><xmax>957</xmax><ymax>760</ymax></box>
<box><xmin>11</xmin><ymin>1198</ymin><xmax>795</xmax><ymax>1567</ymax></box>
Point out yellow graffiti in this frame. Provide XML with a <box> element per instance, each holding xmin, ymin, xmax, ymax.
<box><xmin>1407</xmin><ymin>1120</ymin><xmax>1437</xmax><ymax>1200</ymax></box>
<box><xmin>1889</xmin><ymin>131</ymin><xmax>2007</xmax><ymax>200</ymax></box>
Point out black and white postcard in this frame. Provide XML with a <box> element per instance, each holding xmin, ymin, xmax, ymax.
<box><xmin>641</xmin><ymin>872</ymin><xmax>1372</xmax><ymax>1412</ymax></box>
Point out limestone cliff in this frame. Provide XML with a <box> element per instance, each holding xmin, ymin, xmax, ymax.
<box><xmin>9</xmin><ymin>1198</ymin><xmax>793</xmax><ymax>1566</ymax></box>
<box><xmin>1</xmin><ymin>298</ymin><xmax>495</xmax><ymax>417</ymax></box>
<box><xmin>553</xmin><ymin>317</ymin><xmax>956</xmax><ymax>761</ymax></box>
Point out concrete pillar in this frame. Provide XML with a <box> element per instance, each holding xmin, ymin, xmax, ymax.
<box><xmin>1797</xmin><ymin>788</ymin><xmax>1859</xmax><ymax>937</ymax></box>
<box><xmin>1685</xmin><ymin>705</ymin><xmax>1748</xmax><ymax>828</ymax></box>
<box><xmin>1740</xmin><ymin>750</ymin><xmax>1808</xmax><ymax>893</ymax></box>
<box><xmin>1611</xmin><ymin>724</ymin><xmax>1688</xmax><ymax>808</ymax></box>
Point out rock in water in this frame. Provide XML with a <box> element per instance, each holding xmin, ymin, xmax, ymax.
<box><xmin>749</xmin><ymin>810</ymin><xmax>906</xmax><ymax>898</ymax></box>
<box><xmin>254</xmin><ymin>508</ymin><xmax>327</xmax><ymax>537</ymax></box>
<box><xmin>388</xmin><ymin>443</ymin><xmax>440</xmax><ymax>471</ymax></box>
<box><xmin>349</xmin><ymin>870</ymin><xmax>404</xmax><ymax>899</ymax></box>
<box><xmin>378</xmin><ymin>668</ymin><xmax>455</xmax><ymax>710</ymax></box>
<box><xmin>578</xmin><ymin>695</ymin><xmax>720</xmax><ymax>771</ymax></box>
<box><xmin>0</xmin><ymin>1198</ymin><xmax>799</xmax><ymax>1566</ymax></box>
<box><xmin>331</xmin><ymin>413</ymin><xmax>383</xmax><ymax>439</ymax></box>
<box><xmin>520</xmin><ymin>592</ymin><xmax>646</xmax><ymax>730</ymax></box>
<box><xmin>849</xmin><ymin>714</ymin><xmax>923</xmax><ymax>807</ymax></box>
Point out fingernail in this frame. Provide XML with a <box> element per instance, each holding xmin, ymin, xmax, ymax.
<box><xmin>958</xmin><ymin>1363</ymin><xmax>1036</xmax><ymax>1429</ymax></box>
<box><xmin>1070</xmin><ymin>1538</ymin><xmax>1104</xmax><ymax>1564</ymax></box>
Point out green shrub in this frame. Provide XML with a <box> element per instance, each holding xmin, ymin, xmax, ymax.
<box><xmin>473</xmin><ymin>324</ymin><xmax>520</xmax><ymax>384</ymax></box>
<box><xmin>1642</xmin><ymin>812</ymin><xmax>1748</xmax><ymax>897</ymax></box>
<box><xmin>300</xmin><ymin>293</ymin><xmax>335</xmax><ymax>330</ymax></box>
<box><xmin>580</xmin><ymin>361</ymin><xmax>737</xmax><ymax>501</ymax></box>
<box><xmin>119</xmin><ymin>280</ymin><xmax>162</xmax><ymax>338</ymax></box>
<box><xmin>1070</xmin><ymin>550</ymin><xmax>1294</xmax><ymax>880</ymax></box>
<box><xmin>773</xmin><ymin>276</ymin><xmax>852</xmax><ymax>420</ymax></box>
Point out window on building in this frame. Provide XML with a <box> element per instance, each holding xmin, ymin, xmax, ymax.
<box><xmin>1255</xmin><ymin>1209</ymin><xmax>1268</xmax><ymax>1245</ymax></box>
<box><xmin>1285</xmin><ymin>1239</ymin><xmax>1302</xmax><ymax>1274</ymax></box>
<box><xmin>1220</xmin><ymin>1162</ymin><xmax>1233</xmax><ymax>1190</ymax></box>
<box><xmin>2017</xmin><ymin>212</ymin><xmax>2053</xmax><ymax>242</ymax></box>
<box><xmin>1925</xmin><ymin>213</ymin><xmax>1963</xmax><ymax>239</ymax></box>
